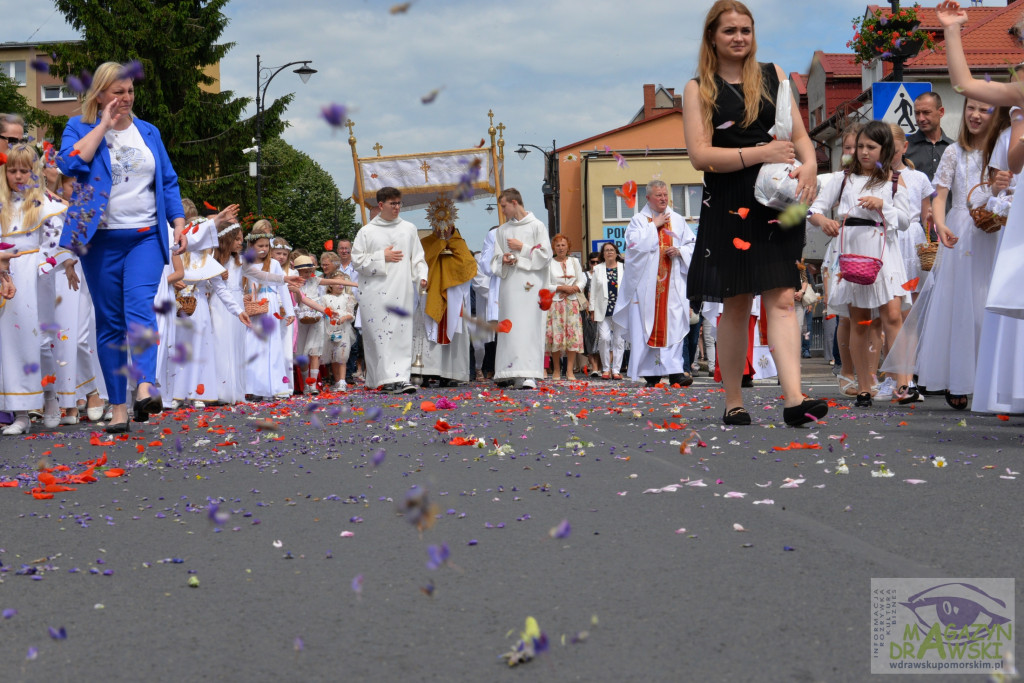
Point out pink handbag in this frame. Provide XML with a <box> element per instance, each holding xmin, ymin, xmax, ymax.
<box><xmin>838</xmin><ymin>216</ymin><xmax>885</xmax><ymax>286</ymax></box>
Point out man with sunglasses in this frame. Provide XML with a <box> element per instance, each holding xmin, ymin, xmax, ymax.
<box><xmin>0</xmin><ymin>113</ymin><xmax>25</xmax><ymax>159</ymax></box>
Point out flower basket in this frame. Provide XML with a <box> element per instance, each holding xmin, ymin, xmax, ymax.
<box><xmin>967</xmin><ymin>182</ymin><xmax>1006</xmax><ymax>234</ymax></box>
<box><xmin>847</xmin><ymin>4</ymin><xmax>936</xmax><ymax>65</ymax></box>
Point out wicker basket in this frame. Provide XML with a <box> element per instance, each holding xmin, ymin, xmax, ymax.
<box><xmin>916</xmin><ymin>222</ymin><xmax>938</xmax><ymax>272</ymax></box>
<box><xmin>243</xmin><ymin>294</ymin><xmax>269</xmax><ymax>316</ymax></box>
<box><xmin>175</xmin><ymin>294</ymin><xmax>197</xmax><ymax>317</ymax></box>
<box><xmin>967</xmin><ymin>182</ymin><xmax>1006</xmax><ymax>233</ymax></box>
<box><xmin>299</xmin><ymin>316</ymin><xmax>321</xmax><ymax>324</ymax></box>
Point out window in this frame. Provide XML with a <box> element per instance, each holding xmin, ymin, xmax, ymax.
<box><xmin>671</xmin><ymin>184</ymin><xmax>704</xmax><ymax>219</ymax></box>
<box><xmin>0</xmin><ymin>60</ymin><xmax>27</xmax><ymax>86</ymax></box>
<box><xmin>41</xmin><ymin>85</ymin><xmax>76</xmax><ymax>102</ymax></box>
<box><xmin>602</xmin><ymin>186</ymin><xmax>633</xmax><ymax>220</ymax></box>
<box><xmin>604</xmin><ymin>182</ymin><xmax>704</xmax><ymax>220</ymax></box>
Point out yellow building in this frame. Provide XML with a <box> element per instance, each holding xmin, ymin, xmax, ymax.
<box><xmin>555</xmin><ymin>84</ymin><xmax>703</xmax><ymax>256</ymax></box>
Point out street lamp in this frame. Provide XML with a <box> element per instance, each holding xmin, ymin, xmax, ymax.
<box><xmin>513</xmin><ymin>140</ymin><xmax>558</xmax><ymax>236</ymax></box>
<box><xmin>254</xmin><ymin>54</ymin><xmax>316</xmax><ymax>215</ymax></box>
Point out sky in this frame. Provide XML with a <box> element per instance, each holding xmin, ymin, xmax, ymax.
<box><xmin>5</xmin><ymin>0</ymin><xmax>873</xmax><ymax>249</ymax></box>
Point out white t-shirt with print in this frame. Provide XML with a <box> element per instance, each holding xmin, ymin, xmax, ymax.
<box><xmin>102</xmin><ymin>121</ymin><xmax>158</xmax><ymax>229</ymax></box>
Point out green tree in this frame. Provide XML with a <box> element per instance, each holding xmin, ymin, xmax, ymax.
<box><xmin>40</xmin><ymin>0</ymin><xmax>288</xmax><ymax>207</ymax></box>
<box><xmin>242</xmin><ymin>138</ymin><xmax>357</xmax><ymax>255</ymax></box>
<box><xmin>0</xmin><ymin>73</ymin><xmax>64</xmax><ymax>136</ymax></box>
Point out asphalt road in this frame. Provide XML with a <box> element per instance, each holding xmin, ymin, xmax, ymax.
<box><xmin>1</xmin><ymin>358</ymin><xmax>1021</xmax><ymax>682</ymax></box>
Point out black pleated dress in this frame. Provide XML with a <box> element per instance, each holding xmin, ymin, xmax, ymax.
<box><xmin>686</xmin><ymin>63</ymin><xmax>804</xmax><ymax>303</ymax></box>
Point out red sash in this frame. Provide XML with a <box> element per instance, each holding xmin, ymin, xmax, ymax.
<box><xmin>647</xmin><ymin>217</ymin><xmax>672</xmax><ymax>348</ymax></box>
<box><xmin>438</xmin><ymin>307</ymin><xmax>450</xmax><ymax>345</ymax></box>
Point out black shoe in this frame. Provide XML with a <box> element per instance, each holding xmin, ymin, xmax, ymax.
<box><xmin>438</xmin><ymin>378</ymin><xmax>460</xmax><ymax>388</ymax></box>
<box><xmin>855</xmin><ymin>392</ymin><xmax>872</xmax><ymax>408</ymax></box>
<box><xmin>494</xmin><ymin>379</ymin><xmax>513</xmax><ymax>389</ymax></box>
<box><xmin>669</xmin><ymin>373</ymin><xmax>693</xmax><ymax>387</ymax></box>
<box><xmin>783</xmin><ymin>399</ymin><xmax>828</xmax><ymax>427</ymax></box>
<box><xmin>105</xmin><ymin>420</ymin><xmax>131</xmax><ymax>434</ymax></box>
<box><xmin>741</xmin><ymin>375</ymin><xmax>754</xmax><ymax>388</ymax></box>
<box><xmin>398</xmin><ymin>383</ymin><xmax>417</xmax><ymax>394</ymax></box>
<box><xmin>722</xmin><ymin>406</ymin><xmax>751</xmax><ymax>426</ymax></box>
<box><xmin>643</xmin><ymin>376</ymin><xmax>660</xmax><ymax>387</ymax></box>
<box><xmin>133</xmin><ymin>395</ymin><xmax>162</xmax><ymax>423</ymax></box>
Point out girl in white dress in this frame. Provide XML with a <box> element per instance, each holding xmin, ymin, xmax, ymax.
<box><xmin>321</xmin><ymin>283</ymin><xmax>357</xmax><ymax>392</ymax></box>
<box><xmin>270</xmin><ymin>238</ymin><xmax>296</xmax><ymax>381</ymax></box>
<box><xmin>808</xmin><ymin>122</ymin><xmax>914</xmax><ymax>408</ymax></box>
<box><xmin>884</xmin><ymin>99</ymin><xmax>1007</xmax><ymax>409</ymax></box>
<box><xmin>973</xmin><ymin>106</ymin><xmax>1024</xmax><ymax>413</ymax></box>
<box><xmin>242</xmin><ymin>222</ymin><xmax>296</xmax><ymax>401</ymax></box>
<box><xmin>889</xmin><ymin>124</ymin><xmax>934</xmax><ymax>305</ymax></box>
<box><xmin>0</xmin><ymin>145</ymin><xmax>73</xmax><ymax>435</ymax></box>
<box><xmin>818</xmin><ymin>124</ymin><xmax>862</xmax><ymax>397</ymax></box>
<box><xmin>210</xmin><ymin>225</ymin><xmax>301</xmax><ymax>403</ymax></box>
<box><xmin>171</xmin><ymin>247</ymin><xmax>251</xmax><ymax>407</ymax></box>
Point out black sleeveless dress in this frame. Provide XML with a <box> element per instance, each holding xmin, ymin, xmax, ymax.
<box><xmin>686</xmin><ymin>63</ymin><xmax>804</xmax><ymax>302</ymax></box>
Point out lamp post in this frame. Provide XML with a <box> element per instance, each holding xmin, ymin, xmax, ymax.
<box><xmin>513</xmin><ymin>140</ymin><xmax>559</xmax><ymax>237</ymax></box>
<box><xmin>254</xmin><ymin>54</ymin><xmax>316</xmax><ymax>215</ymax></box>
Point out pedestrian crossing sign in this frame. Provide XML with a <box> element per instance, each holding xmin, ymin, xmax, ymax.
<box><xmin>872</xmin><ymin>82</ymin><xmax>933</xmax><ymax>135</ymax></box>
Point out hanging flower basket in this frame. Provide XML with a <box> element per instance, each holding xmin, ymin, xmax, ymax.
<box><xmin>847</xmin><ymin>4</ymin><xmax>937</xmax><ymax>65</ymax></box>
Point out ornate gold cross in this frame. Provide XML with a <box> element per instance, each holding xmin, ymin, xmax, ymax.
<box><xmin>345</xmin><ymin>119</ymin><xmax>355</xmax><ymax>136</ymax></box>
<box><xmin>420</xmin><ymin>160</ymin><xmax>431</xmax><ymax>182</ymax></box>
<box><xmin>373</xmin><ymin>142</ymin><xmax>383</xmax><ymax>157</ymax></box>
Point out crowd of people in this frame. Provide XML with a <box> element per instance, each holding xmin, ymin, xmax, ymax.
<box><xmin>1</xmin><ymin>0</ymin><xmax>1021</xmax><ymax>438</ymax></box>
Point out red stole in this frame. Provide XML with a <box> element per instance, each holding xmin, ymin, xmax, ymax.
<box><xmin>438</xmin><ymin>308</ymin><xmax>450</xmax><ymax>345</ymax></box>
<box><xmin>647</xmin><ymin>217</ymin><xmax>673</xmax><ymax>348</ymax></box>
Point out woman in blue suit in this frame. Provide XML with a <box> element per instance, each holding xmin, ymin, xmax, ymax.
<box><xmin>59</xmin><ymin>61</ymin><xmax>187</xmax><ymax>433</ymax></box>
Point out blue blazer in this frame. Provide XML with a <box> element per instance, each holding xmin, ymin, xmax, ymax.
<box><xmin>58</xmin><ymin>115</ymin><xmax>185</xmax><ymax>265</ymax></box>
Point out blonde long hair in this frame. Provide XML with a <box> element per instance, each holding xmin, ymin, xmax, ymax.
<box><xmin>697</xmin><ymin>0</ymin><xmax>765</xmax><ymax>135</ymax></box>
<box><xmin>0</xmin><ymin>145</ymin><xmax>45</xmax><ymax>235</ymax></box>
<box><xmin>82</xmin><ymin>62</ymin><xmax>131</xmax><ymax>124</ymax></box>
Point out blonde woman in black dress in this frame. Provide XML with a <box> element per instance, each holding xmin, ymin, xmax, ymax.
<box><xmin>682</xmin><ymin>0</ymin><xmax>827</xmax><ymax>426</ymax></box>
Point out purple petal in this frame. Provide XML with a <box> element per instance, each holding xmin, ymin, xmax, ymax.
<box><xmin>550</xmin><ymin>519</ymin><xmax>571</xmax><ymax>539</ymax></box>
<box><xmin>119</xmin><ymin>60</ymin><xmax>145</xmax><ymax>81</ymax></box>
<box><xmin>321</xmin><ymin>103</ymin><xmax>348</xmax><ymax>128</ymax></box>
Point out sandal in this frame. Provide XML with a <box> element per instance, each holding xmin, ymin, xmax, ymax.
<box><xmin>944</xmin><ymin>391</ymin><xmax>969</xmax><ymax>411</ymax></box>
<box><xmin>837</xmin><ymin>374</ymin><xmax>858</xmax><ymax>397</ymax></box>
<box><xmin>722</xmin><ymin>406</ymin><xmax>751</xmax><ymax>426</ymax></box>
<box><xmin>895</xmin><ymin>385</ymin><xmax>922</xmax><ymax>405</ymax></box>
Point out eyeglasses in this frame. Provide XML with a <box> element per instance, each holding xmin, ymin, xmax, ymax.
<box><xmin>589</xmin><ymin>260</ymin><xmax>599</xmax><ymax>265</ymax></box>
<box><xmin>385</xmin><ymin>201</ymin><xmax>402</xmax><ymax>207</ymax></box>
<box><xmin>1</xmin><ymin>136</ymin><xmax>24</xmax><ymax>145</ymax></box>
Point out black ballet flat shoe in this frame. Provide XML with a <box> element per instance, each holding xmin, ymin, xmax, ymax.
<box><xmin>855</xmin><ymin>392</ymin><xmax>872</xmax><ymax>408</ymax></box>
<box><xmin>133</xmin><ymin>395</ymin><xmax>163</xmax><ymax>423</ymax></box>
<box><xmin>783</xmin><ymin>399</ymin><xmax>829</xmax><ymax>427</ymax></box>
<box><xmin>104</xmin><ymin>421</ymin><xmax>131</xmax><ymax>435</ymax></box>
<box><xmin>722</xmin><ymin>406</ymin><xmax>751</xmax><ymax>426</ymax></box>
<box><xmin>944</xmin><ymin>391</ymin><xmax>969</xmax><ymax>411</ymax></box>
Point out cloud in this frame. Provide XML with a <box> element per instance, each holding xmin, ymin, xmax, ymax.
<box><xmin>7</xmin><ymin>0</ymin><xmax>861</xmax><ymax>249</ymax></box>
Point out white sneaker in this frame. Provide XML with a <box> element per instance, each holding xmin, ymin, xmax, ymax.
<box><xmin>192</xmin><ymin>400</ymin><xmax>206</xmax><ymax>409</ymax></box>
<box><xmin>331</xmin><ymin>381</ymin><xmax>347</xmax><ymax>393</ymax></box>
<box><xmin>521</xmin><ymin>378</ymin><xmax>537</xmax><ymax>390</ymax></box>
<box><xmin>875</xmin><ymin>376</ymin><xmax>897</xmax><ymax>400</ymax></box>
<box><xmin>170</xmin><ymin>399</ymin><xmax>181</xmax><ymax>410</ymax></box>
<box><xmin>3</xmin><ymin>414</ymin><xmax>31</xmax><ymax>435</ymax></box>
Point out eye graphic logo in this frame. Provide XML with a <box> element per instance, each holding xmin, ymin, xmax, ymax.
<box><xmin>900</xmin><ymin>582</ymin><xmax>1011</xmax><ymax>644</ymax></box>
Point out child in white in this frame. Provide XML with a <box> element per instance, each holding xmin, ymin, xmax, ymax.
<box><xmin>808</xmin><ymin>121</ymin><xmax>914</xmax><ymax>407</ymax></box>
<box><xmin>0</xmin><ymin>145</ymin><xmax>73</xmax><ymax>435</ymax></box>
<box><xmin>884</xmin><ymin>99</ymin><xmax>1007</xmax><ymax>409</ymax></box>
<box><xmin>321</xmin><ymin>283</ymin><xmax>357</xmax><ymax>392</ymax></box>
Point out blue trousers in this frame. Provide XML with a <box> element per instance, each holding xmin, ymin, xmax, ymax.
<box><xmin>80</xmin><ymin>228</ymin><xmax>163</xmax><ymax>404</ymax></box>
